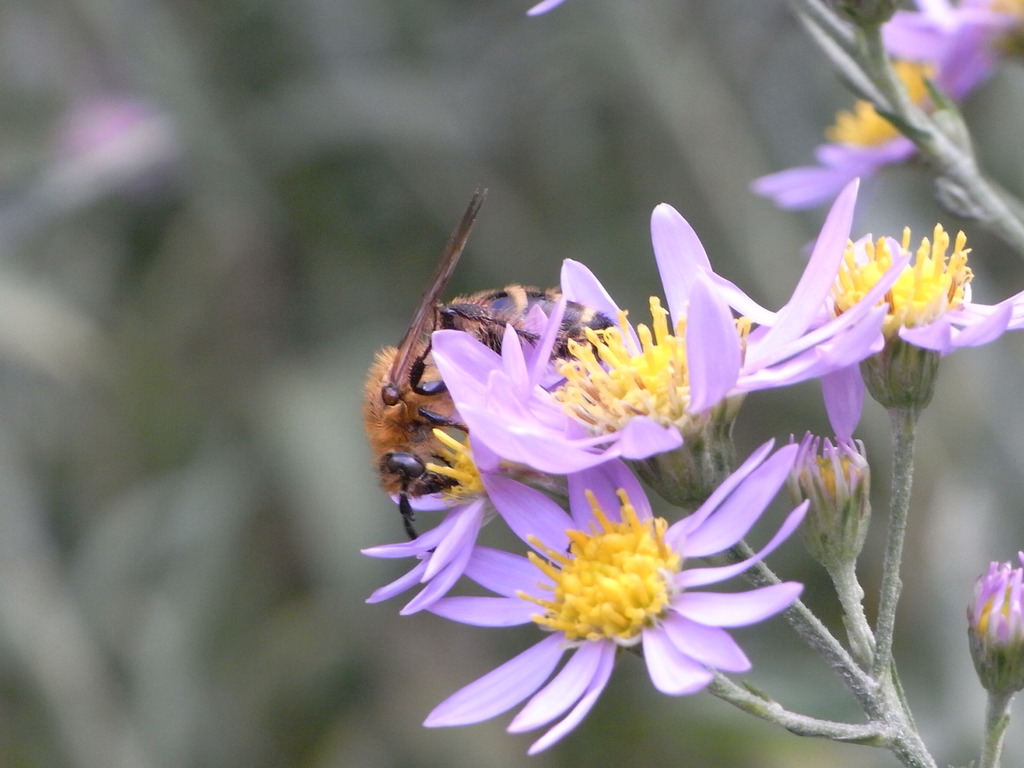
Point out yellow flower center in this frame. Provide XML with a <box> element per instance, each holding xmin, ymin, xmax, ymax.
<box><xmin>521</xmin><ymin>489</ymin><xmax>682</xmax><ymax>645</ymax></box>
<box><xmin>425</xmin><ymin>429</ymin><xmax>484</xmax><ymax>502</ymax></box>
<box><xmin>832</xmin><ymin>224</ymin><xmax>972</xmax><ymax>338</ymax></box>
<box><xmin>553</xmin><ymin>297</ymin><xmax>749</xmax><ymax>435</ymax></box>
<box><xmin>825</xmin><ymin>61</ymin><xmax>933</xmax><ymax>147</ymax></box>
<box><xmin>809</xmin><ymin>455</ymin><xmax>840</xmax><ymax>499</ymax></box>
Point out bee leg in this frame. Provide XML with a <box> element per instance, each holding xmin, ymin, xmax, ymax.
<box><xmin>408</xmin><ymin>342</ymin><xmax>448</xmax><ymax>397</ymax></box>
<box><xmin>399</xmin><ymin>493</ymin><xmax>418</xmax><ymax>540</ymax></box>
<box><xmin>417</xmin><ymin>407</ymin><xmax>466</xmax><ymax>431</ymax></box>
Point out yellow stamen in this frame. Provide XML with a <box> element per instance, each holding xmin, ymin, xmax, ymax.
<box><xmin>425</xmin><ymin>430</ymin><xmax>484</xmax><ymax>502</ymax></box>
<box><xmin>553</xmin><ymin>297</ymin><xmax>748</xmax><ymax>434</ymax></box>
<box><xmin>978</xmin><ymin>585</ymin><xmax>1015</xmax><ymax>639</ymax></box>
<box><xmin>520</xmin><ymin>489</ymin><xmax>682</xmax><ymax>645</ymax></box>
<box><xmin>832</xmin><ymin>224</ymin><xmax>972</xmax><ymax>337</ymax></box>
<box><xmin>826</xmin><ymin>62</ymin><xmax>933</xmax><ymax>147</ymax></box>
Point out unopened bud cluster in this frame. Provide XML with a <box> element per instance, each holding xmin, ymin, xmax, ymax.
<box><xmin>788</xmin><ymin>435</ymin><xmax>871</xmax><ymax>570</ymax></box>
<box><xmin>968</xmin><ymin>553</ymin><xmax>1024</xmax><ymax>695</ymax></box>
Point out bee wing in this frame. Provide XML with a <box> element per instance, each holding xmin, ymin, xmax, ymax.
<box><xmin>388</xmin><ymin>188</ymin><xmax>487</xmax><ymax>384</ymax></box>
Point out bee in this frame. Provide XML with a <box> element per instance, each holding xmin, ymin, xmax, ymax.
<box><xmin>363</xmin><ymin>189</ymin><xmax>612</xmax><ymax>538</ymax></box>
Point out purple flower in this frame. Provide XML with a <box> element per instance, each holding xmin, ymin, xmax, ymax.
<box><xmin>752</xmin><ymin>55</ymin><xmax>981</xmax><ymax>210</ymax></box>
<box><xmin>432</xmin><ymin>298</ymin><xmax>684</xmax><ymax>474</ymax></box>
<box><xmin>885</xmin><ymin>0</ymin><xmax>1020</xmax><ymax>97</ymax></box>
<box><xmin>434</xmin><ymin>179</ymin><xmax>900</xmax><ymax>475</ymax></box>
<box><xmin>968</xmin><ymin>553</ymin><xmax>1024</xmax><ymax>695</ymax></box>
<box><xmin>423</xmin><ymin>441</ymin><xmax>807</xmax><ymax>753</ymax></box>
<box><xmin>822</xmin><ymin>224</ymin><xmax>1024</xmax><ymax>435</ymax></box>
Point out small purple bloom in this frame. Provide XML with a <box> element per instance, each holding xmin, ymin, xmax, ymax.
<box><xmin>752</xmin><ymin>47</ymin><xmax>990</xmax><ymax>210</ymax></box>
<box><xmin>423</xmin><ymin>441</ymin><xmax>807</xmax><ymax>753</ymax></box>
<box><xmin>822</xmin><ymin>225</ymin><xmax>1024</xmax><ymax>435</ymax></box>
<box><xmin>968</xmin><ymin>553</ymin><xmax>1024</xmax><ymax>694</ymax></box>
<box><xmin>885</xmin><ymin>0</ymin><xmax>1019</xmax><ymax>97</ymax></box>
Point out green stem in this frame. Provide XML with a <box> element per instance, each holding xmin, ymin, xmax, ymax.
<box><xmin>872</xmin><ymin>406</ymin><xmax>918</xmax><ymax>680</ymax></box>
<box><xmin>827</xmin><ymin>559</ymin><xmax>875</xmax><ymax>668</ymax></box>
<box><xmin>728</xmin><ymin>542</ymin><xmax>875</xmax><ymax>699</ymax></box>
<box><xmin>708</xmin><ymin>673</ymin><xmax>886</xmax><ymax>744</ymax></box>
<box><xmin>860</xmin><ymin>22</ymin><xmax>1024</xmax><ymax>258</ymax></box>
<box><xmin>729</xmin><ymin>542</ymin><xmax>938</xmax><ymax>768</ymax></box>
<box><xmin>979</xmin><ymin>691</ymin><xmax>1015</xmax><ymax>768</ymax></box>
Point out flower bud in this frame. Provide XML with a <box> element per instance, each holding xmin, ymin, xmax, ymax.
<box><xmin>630</xmin><ymin>395</ymin><xmax>742</xmax><ymax>509</ymax></box>
<box><xmin>835</xmin><ymin>0</ymin><xmax>897</xmax><ymax>25</ymax></box>
<box><xmin>860</xmin><ymin>336</ymin><xmax>941</xmax><ymax>412</ymax></box>
<box><xmin>967</xmin><ymin>554</ymin><xmax>1024</xmax><ymax>695</ymax></box>
<box><xmin>787</xmin><ymin>434</ymin><xmax>871</xmax><ymax>569</ymax></box>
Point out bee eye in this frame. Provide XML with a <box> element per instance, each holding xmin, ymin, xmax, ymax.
<box><xmin>381</xmin><ymin>384</ymin><xmax>402</xmax><ymax>406</ymax></box>
<box><xmin>384</xmin><ymin>452</ymin><xmax>426</xmax><ymax>479</ymax></box>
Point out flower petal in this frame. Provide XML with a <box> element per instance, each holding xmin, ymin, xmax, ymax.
<box><xmin>463</xmin><ymin>546</ymin><xmax>540</xmax><ymax>597</ymax></box>
<box><xmin>750</xmin><ymin>179</ymin><xmax>859</xmax><ymax>361</ymax></box>
<box><xmin>361</xmin><ymin>512</ymin><xmax>453</xmax><ymax>558</ymax></box>
<box><xmin>428</xmin><ymin>595</ymin><xmax>536</xmax><ymax>626</ymax></box>
<box><xmin>423</xmin><ymin>499</ymin><xmax>487</xmax><ymax>580</ymax></box>
<box><xmin>750</xmin><ymin>162</ymin><xmax>859</xmax><ymax>211</ymax></box>
<box><xmin>526</xmin><ymin>0</ymin><xmax>568</xmax><ymax>15</ymax></box>
<box><xmin>509</xmin><ymin>641</ymin><xmax>607</xmax><ymax>732</ymax></box>
<box><xmin>424</xmin><ymin>634</ymin><xmax>565</xmax><ymax>727</ymax></box>
<box><xmin>901</xmin><ymin>298</ymin><xmax>1013</xmax><ymax>353</ymax></box>
<box><xmin>432</xmin><ymin>329</ymin><xmax>500</xmax><ymax>405</ymax></box>
<box><xmin>650</xmin><ymin>203</ymin><xmax>712</xmax><ymax>322</ymax></box>
<box><xmin>642</xmin><ymin>624</ymin><xmax>714</xmax><ymax>695</ymax></box>
<box><xmin>614</xmin><ymin>417</ymin><xmax>684</xmax><ymax>460</ymax></box>
<box><xmin>682</xmin><ymin>444</ymin><xmax>799</xmax><ymax>557</ymax></box>
<box><xmin>674</xmin><ymin>582</ymin><xmax>803</xmax><ymax>627</ymax></box>
<box><xmin>484</xmin><ymin>475</ymin><xmax>574</xmax><ymax>553</ymax></box>
<box><xmin>499</xmin><ymin>322</ymin><xmax>530</xmax><ymax>391</ymax></box>
<box><xmin>660</xmin><ymin>611</ymin><xmax>750</xmax><ymax>673</ymax></box>
<box><xmin>528</xmin><ymin>297</ymin><xmax>567</xmax><ymax>388</ymax></box>
<box><xmin>822</xmin><ymin>365</ymin><xmax>866</xmax><ymax>440</ymax></box>
<box><xmin>560</xmin><ymin>259</ymin><xmax>623</xmax><ymax>322</ymax></box>
<box><xmin>667</xmin><ymin>440</ymin><xmax>777</xmax><ymax>549</ymax></box>
<box><xmin>686</xmin><ymin>274</ymin><xmax>742</xmax><ymax>413</ymax></box>
<box><xmin>525</xmin><ymin>643</ymin><xmax>616</xmax><ymax>754</ymax></box>
<box><xmin>401</xmin><ymin>541</ymin><xmax>475</xmax><ymax>614</ymax></box>
<box><xmin>679</xmin><ymin>502</ymin><xmax>808</xmax><ymax>588</ymax></box>
<box><xmin>460</xmin><ymin>401</ymin><xmax>619</xmax><ymax>474</ymax></box>
<box><xmin>365</xmin><ymin>559</ymin><xmax>428</xmax><ymax>604</ymax></box>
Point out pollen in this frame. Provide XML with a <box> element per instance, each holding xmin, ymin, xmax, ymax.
<box><xmin>832</xmin><ymin>224</ymin><xmax>972</xmax><ymax>337</ymax></box>
<box><xmin>425</xmin><ymin>429</ymin><xmax>484</xmax><ymax>501</ymax></box>
<box><xmin>826</xmin><ymin>61</ymin><xmax>933</xmax><ymax>147</ymax></box>
<box><xmin>521</xmin><ymin>489</ymin><xmax>682</xmax><ymax>645</ymax></box>
<box><xmin>553</xmin><ymin>297</ymin><xmax>747</xmax><ymax>435</ymax></box>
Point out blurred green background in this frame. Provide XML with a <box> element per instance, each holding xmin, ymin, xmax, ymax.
<box><xmin>0</xmin><ymin>0</ymin><xmax>1022</xmax><ymax>766</ymax></box>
